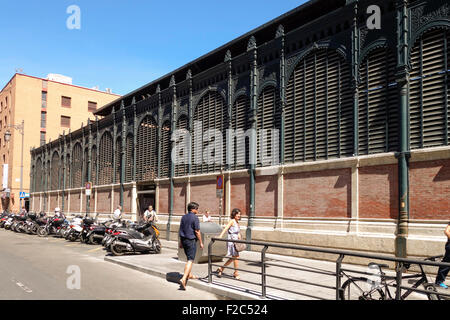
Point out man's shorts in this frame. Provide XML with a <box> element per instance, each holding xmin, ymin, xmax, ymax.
<box><xmin>181</xmin><ymin>237</ymin><xmax>197</xmax><ymax>261</ymax></box>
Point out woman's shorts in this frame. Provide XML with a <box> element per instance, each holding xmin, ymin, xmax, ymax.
<box><xmin>181</xmin><ymin>238</ymin><xmax>197</xmax><ymax>261</ymax></box>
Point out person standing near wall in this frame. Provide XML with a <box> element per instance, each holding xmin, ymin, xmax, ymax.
<box><xmin>178</xmin><ymin>202</ymin><xmax>203</xmax><ymax>290</ymax></box>
<box><xmin>435</xmin><ymin>222</ymin><xmax>450</xmax><ymax>289</ymax></box>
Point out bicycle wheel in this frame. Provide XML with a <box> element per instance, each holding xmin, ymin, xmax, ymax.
<box><xmin>340</xmin><ymin>277</ymin><xmax>385</xmax><ymax>300</ymax></box>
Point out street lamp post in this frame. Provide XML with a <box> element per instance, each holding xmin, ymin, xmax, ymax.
<box><xmin>4</xmin><ymin>120</ymin><xmax>25</xmax><ymax>210</ymax></box>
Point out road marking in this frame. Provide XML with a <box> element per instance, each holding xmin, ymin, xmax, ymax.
<box><xmin>12</xmin><ymin>279</ymin><xmax>32</xmax><ymax>293</ymax></box>
<box><xmin>65</xmin><ymin>244</ymin><xmax>78</xmax><ymax>247</ymax></box>
<box><xmin>87</xmin><ymin>247</ymin><xmax>103</xmax><ymax>253</ymax></box>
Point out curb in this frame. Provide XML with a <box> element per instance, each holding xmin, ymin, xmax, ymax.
<box><xmin>103</xmin><ymin>255</ymin><xmax>264</xmax><ymax>301</ymax></box>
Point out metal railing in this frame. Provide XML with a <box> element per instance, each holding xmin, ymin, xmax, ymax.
<box><xmin>207</xmin><ymin>238</ymin><xmax>450</xmax><ymax>300</ymax></box>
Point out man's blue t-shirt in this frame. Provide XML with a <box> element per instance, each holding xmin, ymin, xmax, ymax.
<box><xmin>179</xmin><ymin>211</ymin><xmax>200</xmax><ymax>240</ymax></box>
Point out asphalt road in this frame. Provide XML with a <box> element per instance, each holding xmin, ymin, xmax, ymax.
<box><xmin>0</xmin><ymin>228</ymin><xmax>222</xmax><ymax>300</ymax></box>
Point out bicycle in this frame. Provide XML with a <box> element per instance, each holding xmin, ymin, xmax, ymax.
<box><xmin>339</xmin><ymin>255</ymin><xmax>444</xmax><ymax>300</ymax></box>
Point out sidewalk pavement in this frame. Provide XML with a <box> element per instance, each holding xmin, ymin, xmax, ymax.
<box><xmin>103</xmin><ymin>239</ymin><xmax>440</xmax><ymax>300</ymax></box>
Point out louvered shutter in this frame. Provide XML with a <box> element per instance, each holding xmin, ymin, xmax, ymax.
<box><xmin>35</xmin><ymin>159</ymin><xmax>43</xmax><ymax>192</ymax></box>
<box><xmin>115</xmin><ymin>137</ymin><xmax>122</xmax><ymax>183</ymax></box>
<box><xmin>257</xmin><ymin>86</ymin><xmax>280</xmax><ymax>167</ymax></box>
<box><xmin>98</xmin><ymin>132</ymin><xmax>113</xmax><ymax>185</ymax></box>
<box><xmin>125</xmin><ymin>134</ymin><xmax>133</xmax><ymax>183</ymax></box>
<box><xmin>231</xmin><ymin>95</ymin><xmax>250</xmax><ymax>170</ymax></box>
<box><xmin>285</xmin><ymin>49</ymin><xmax>353</xmax><ymax>163</ymax></box>
<box><xmin>51</xmin><ymin>152</ymin><xmax>59</xmax><ymax>190</ymax></box>
<box><xmin>410</xmin><ymin>28</ymin><xmax>449</xmax><ymax>149</ymax></box>
<box><xmin>72</xmin><ymin>143</ymin><xmax>83</xmax><ymax>188</ymax></box>
<box><xmin>160</xmin><ymin>121</ymin><xmax>171</xmax><ymax>178</ymax></box>
<box><xmin>192</xmin><ymin>91</ymin><xmax>226</xmax><ymax>174</ymax></box>
<box><xmin>91</xmin><ymin>146</ymin><xmax>97</xmax><ymax>185</ymax></box>
<box><xmin>358</xmin><ymin>47</ymin><xmax>398</xmax><ymax>155</ymax></box>
<box><xmin>175</xmin><ymin>116</ymin><xmax>189</xmax><ymax>176</ymax></box>
<box><xmin>137</xmin><ymin>116</ymin><xmax>158</xmax><ymax>181</ymax></box>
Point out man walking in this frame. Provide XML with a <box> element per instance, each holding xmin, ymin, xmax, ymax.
<box><xmin>178</xmin><ymin>202</ymin><xmax>203</xmax><ymax>290</ymax></box>
<box><xmin>435</xmin><ymin>222</ymin><xmax>450</xmax><ymax>289</ymax></box>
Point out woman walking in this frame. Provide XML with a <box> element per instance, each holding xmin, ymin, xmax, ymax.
<box><xmin>216</xmin><ymin>208</ymin><xmax>242</xmax><ymax>280</ymax></box>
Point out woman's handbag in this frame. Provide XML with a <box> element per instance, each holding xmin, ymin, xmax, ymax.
<box><xmin>234</xmin><ymin>232</ymin><xmax>246</xmax><ymax>252</ymax></box>
<box><xmin>234</xmin><ymin>242</ymin><xmax>246</xmax><ymax>252</ymax></box>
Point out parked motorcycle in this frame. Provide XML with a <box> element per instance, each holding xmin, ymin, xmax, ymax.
<box><xmin>0</xmin><ymin>212</ymin><xmax>10</xmax><ymax>228</ymax></box>
<box><xmin>109</xmin><ymin>221</ymin><xmax>161</xmax><ymax>256</ymax></box>
<box><xmin>37</xmin><ymin>216</ymin><xmax>65</xmax><ymax>237</ymax></box>
<box><xmin>3</xmin><ymin>214</ymin><xmax>15</xmax><ymax>230</ymax></box>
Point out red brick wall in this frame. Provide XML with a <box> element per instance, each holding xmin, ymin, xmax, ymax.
<box><xmin>96</xmin><ymin>189</ymin><xmax>111</xmax><ymax>213</ymax></box>
<box><xmin>71</xmin><ymin>191</ymin><xmax>80</xmax><ymax>213</ymax></box>
<box><xmin>230</xmin><ymin>177</ymin><xmax>250</xmax><ymax>217</ymax></box>
<box><xmin>190</xmin><ymin>180</ymin><xmax>220</xmax><ymax>215</ymax></box>
<box><xmin>283</xmin><ymin>169</ymin><xmax>351</xmax><ymax>218</ymax></box>
<box><xmin>113</xmin><ymin>189</ymin><xmax>120</xmax><ymax>210</ymax></box>
<box><xmin>123</xmin><ymin>188</ymin><xmax>132</xmax><ymax>213</ymax></box>
<box><xmin>410</xmin><ymin>159</ymin><xmax>450</xmax><ymax>220</ymax></box>
<box><xmin>158</xmin><ymin>184</ymin><xmax>170</xmax><ymax>214</ymax></box>
<box><xmin>255</xmin><ymin>175</ymin><xmax>278</xmax><ymax>217</ymax></box>
<box><xmin>359</xmin><ymin>164</ymin><xmax>398</xmax><ymax>219</ymax></box>
<box><xmin>50</xmin><ymin>194</ymin><xmax>57</xmax><ymax>210</ymax></box>
<box><xmin>174</xmin><ymin>182</ymin><xmax>187</xmax><ymax>214</ymax></box>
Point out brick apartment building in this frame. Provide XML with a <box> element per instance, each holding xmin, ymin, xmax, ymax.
<box><xmin>29</xmin><ymin>0</ymin><xmax>450</xmax><ymax>259</ymax></box>
<box><xmin>0</xmin><ymin>73</ymin><xmax>120</xmax><ymax>212</ymax></box>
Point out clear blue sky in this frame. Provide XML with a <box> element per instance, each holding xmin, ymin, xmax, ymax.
<box><xmin>0</xmin><ymin>0</ymin><xmax>305</xmax><ymax>96</ymax></box>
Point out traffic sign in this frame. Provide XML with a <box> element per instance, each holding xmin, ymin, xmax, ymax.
<box><xmin>216</xmin><ymin>175</ymin><xmax>224</xmax><ymax>190</ymax></box>
<box><xmin>85</xmin><ymin>182</ymin><xmax>92</xmax><ymax>196</ymax></box>
<box><xmin>19</xmin><ymin>192</ymin><xmax>30</xmax><ymax>199</ymax></box>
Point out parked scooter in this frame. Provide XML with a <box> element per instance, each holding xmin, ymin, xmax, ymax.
<box><xmin>80</xmin><ymin>217</ymin><xmax>96</xmax><ymax>243</ymax></box>
<box><xmin>102</xmin><ymin>220</ymin><xmax>137</xmax><ymax>250</ymax></box>
<box><xmin>65</xmin><ymin>216</ymin><xmax>83</xmax><ymax>242</ymax></box>
<box><xmin>109</xmin><ymin>221</ymin><xmax>161</xmax><ymax>256</ymax></box>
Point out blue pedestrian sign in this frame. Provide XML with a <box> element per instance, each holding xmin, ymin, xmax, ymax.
<box><xmin>19</xmin><ymin>192</ymin><xmax>30</xmax><ymax>199</ymax></box>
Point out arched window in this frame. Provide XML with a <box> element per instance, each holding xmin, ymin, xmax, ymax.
<box><xmin>91</xmin><ymin>146</ymin><xmax>97</xmax><ymax>185</ymax></box>
<box><xmin>358</xmin><ymin>47</ymin><xmax>398</xmax><ymax>154</ymax></box>
<box><xmin>410</xmin><ymin>28</ymin><xmax>450</xmax><ymax>149</ymax></box>
<box><xmin>160</xmin><ymin>121</ymin><xmax>171</xmax><ymax>178</ymax></box>
<box><xmin>115</xmin><ymin>137</ymin><xmax>122</xmax><ymax>183</ymax></box>
<box><xmin>175</xmin><ymin>115</ymin><xmax>189</xmax><ymax>176</ymax></box>
<box><xmin>35</xmin><ymin>158</ymin><xmax>43</xmax><ymax>192</ymax></box>
<box><xmin>284</xmin><ymin>49</ymin><xmax>353</xmax><ymax>163</ymax></box>
<box><xmin>257</xmin><ymin>86</ymin><xmax>280</xmax><ymax>167</ymax></box>
<box><xmin>51</xmin><ymin>151</ymin><xmax>60</xmax><ymax>190</ymax></box>
<box><xmin>231</xmin><ymin>95</ymin><xmax>250</xmax><ymax>170</ymax></box>
<box><xmin>72</xmin><ymin>143</ymin><xmax>83</xmax><ymax>188</ymax></box>
<box><xmin>136</xmin><ymin>116</ymin><xmax>158</xmax><ymax>181</ymax></box>
<box><xmin>191</xmin><ymin>91</ymin><xmax>227</xmax><ymax>174</ymax></box>
<box><xmin>98</xmin><ymin>132</ymin><xmax>113</xmax><ymax>185</ymax></box>
<box><xmin>125</xmin><ymin>134</ymin><xmax>133</xmax><ymax>183</ymax></box>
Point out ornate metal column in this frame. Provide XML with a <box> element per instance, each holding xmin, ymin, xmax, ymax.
<box><xmin>87</xmin><ymin>119</ymin><xmax>92</xmax><ymax>215</ymax></box>
<box><xmin>247</xmin><ymin>36</ymin><xmax>258</xmax><ymax>248</ymax></box>
<box><xmin>168</xmin><ymin>76</ymin><xmax>177</xmax><ymax>240</ymax></box>
<box><xmin>395</xmin><ymin>0</ymin><xmax>410</xmax><ymax>258</ymax></box>
<box><xmin>276</xmin><ymin>25</ymin><xmax>286</xmax><ymax>164</ymax></box>
<box><xmin>120</xmin><ymin>101</ymin><xmax>126</xmax><ymax>208</ymax></box>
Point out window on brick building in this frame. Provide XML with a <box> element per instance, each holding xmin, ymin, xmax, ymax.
<box><xmin>40</xmin><ymin>132</ymin><xmax>46</xmax><ymax>146</ymax></box>
<box><xmin>61</xmin><ymin>115</ymin><xmax>71</xmax><ymax>128</ymax></box>
<box><xmin>42</xmin><ymin>91</ymin><xmax>47</xmax><ymax>108</ymax></box>
<box><xmin>41</xmin><ymin>111</ymin><xmax>46</xmax><ymax>128</ymax></box>
<box><xmin>61</xmin><ymin>96</ymin><xmax>71</xmax><ymax>108</ymax></box>
<box><xmin>88</xmin><ymin>101</ymin><xmax>97</xmax><ymax>112</ymax></box>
